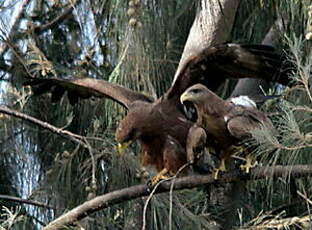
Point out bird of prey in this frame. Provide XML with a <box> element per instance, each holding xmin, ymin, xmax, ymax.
<box><xmin>180</xmin><ymin>83</ymin><xmax>274</xmax><ymax>178</ymax></box>
<box><xmin>25</xmin><ymin>43</ymin><xmax>287</xmax><ymax>185</ymax></box>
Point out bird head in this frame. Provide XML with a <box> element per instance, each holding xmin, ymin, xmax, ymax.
<box><xmin>116</xmin><ymin>122</ymin><xmax>140</xmax><ymax>155</ymax></box>
<box><xmin>180</xmin><ymin>84</ymin><xmax>208</xmax><ymax>105</ymax></box>
<box><xmin>115</xmin><ymin>109</ymin><xmax>144</xmax><ymax>155</ymax></box>
<box><xmin>180</xmin><ymin>84</ymin><xmax>209</xmax><ymax>121</ymax></box>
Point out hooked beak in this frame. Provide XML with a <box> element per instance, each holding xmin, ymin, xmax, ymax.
<box><xmin>180</xmin><ymin>91</ymin><xmax>193</xmax><ymax>104</ymax></box>
<box><xmin>117</xmin><ymin>141</ymin><xmax>132</xmax><ymax>155</ymax></box>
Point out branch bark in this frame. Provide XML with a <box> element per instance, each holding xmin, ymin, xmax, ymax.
<box><xmin>43</xmin><ymin>165</ymin><xmax>312</xmax><ymax>230</ymax></box>
<box><xmin>0</xmin><ymin>4</ymin><xmax>74</xmax><ymax>75</ymax></box>
<box><xmin>173</xmin><ymin>0</ymin><xmax>240</xmax><ymax>82</ymax></box>
<box><xmin>0</xmin><ymin>105</ymin><xmax>89</xmax><ymax>149</ymax></box>
<box><xmin>0</xmin><ymin>194</ymin><xmax>54</xmax><ymax>209</ymax></box>
<box><xmin>33</xmin><ymin>5</ymin><xmax>73</xmax><ymax>35</ymax></box>
<box><xmin>172</xmin><ymin>1</ymin><xmax>240</xmax><ymax>229</ymax></box>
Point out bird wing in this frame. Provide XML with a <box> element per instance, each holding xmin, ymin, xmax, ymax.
<box><xmin>226</xmin><ymin>108</ymin><xmax>271</xmax><ymax>140</ymax></box>
<box><xmin>166</xmin><ymin>43</ymin><xmax>289</xmax><ymax>100</ymax></box>
<box><xmin>24</xmin><ymin>77</ymin><xmax>154</xmax><ymax>109</ymax></box>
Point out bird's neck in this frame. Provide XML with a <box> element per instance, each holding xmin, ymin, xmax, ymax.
<box><xmin>203</xmin><ymin>93</ymin><xmax>230</xmax><ymax>117</ymax></box>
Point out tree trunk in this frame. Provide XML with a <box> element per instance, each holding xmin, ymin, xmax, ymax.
<box><xmin>175</xmin><ymin>0</ymin><xmax>241</xmax><ymax>229</ymax></box>
<box><xmin>174</xmin><ymin>0</ymin><xmax>240</xmax><ymax>82</ymax></box>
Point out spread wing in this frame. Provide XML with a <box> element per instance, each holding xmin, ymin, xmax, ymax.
<box><xmin>166</xmin><ymin>43</ymin><xmax>290</xmax><ymax>100</ymax></box>
<box><xmin>226</xmin><ymin>109</ymin><xmax>272</xmax><ymax>140</ymax></box>
<box><xmin>24</xmin><ymin>77</ymin><xmax>154</xmax><ymax>109</ymax></box>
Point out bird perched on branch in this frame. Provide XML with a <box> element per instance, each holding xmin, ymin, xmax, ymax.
<box><xmin>180</xmin><ymin>84</ymin><xmax>274</xmax><ymax>178</ymax></box>
<box><xmin>25</xmin><ymin>43</ymin><xmax>289</xmax><ymax>185</ymax></box>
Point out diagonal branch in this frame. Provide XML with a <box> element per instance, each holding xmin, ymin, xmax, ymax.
<box><xmin>0</xmin><ymin>105</ymin><xmax>88</xmax><ymax>149</ymax></box>
<box><xmin>11</xmin><ymin>4</ymin><xmax>74</xmax><ymax>40</ymax></box>
<box><xmin>33</xmin><ymin>5</ymin><xmax>74</xmax><ymax>35</ymax></box>
<box><xmin>0</xmin><ymin>194</ymin><xmax>54</xmax><ymax>209</ymax></box>
<box><xmin>43</xmin><ymin>165</ymin><xmax>312</xmax><ymax>230</ymax></box>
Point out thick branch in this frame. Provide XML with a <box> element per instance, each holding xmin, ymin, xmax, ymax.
<box><xmin>174</xmin><ymin>0</ymin><xmax>240</xmax><ymax>81</ymax></box>
<box><xmin>0</xmin><ymin>194</ymin><xmax>54</xmax><ymax>209</ymax></box>
<box><xmin>43</xmin><ymin>165</ymin><xmax>312</xmax><ymax>230</ymax></box>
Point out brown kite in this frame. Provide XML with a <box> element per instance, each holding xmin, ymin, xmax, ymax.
<box><xmin>25</xmin><ymin>43</ymin><xmax>288</xmax><ymax>184</ymax></box>
<box><xmin>180</xmin><ymin>83</ymin><xmax>274</xmax><ymax>178</ymax></box>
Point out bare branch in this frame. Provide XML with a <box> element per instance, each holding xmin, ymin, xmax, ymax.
<box><xmin>0</xmin><ymin>194</ymin><xmax>54</xmax><ymax>209</ymax></box>
<box><xmin>0</xmin><ymin>105</ymin><xmax>89</xmax><ymax>149</ymax></box>
<box><xmin>43</xmin><ymin>165</ymin><xmax>312</xmax><ymax>230</ymax></box>
<box><xmin>33</xmin><ymin>5</ymin><xmax>73</xmax><ymax>35</ymax></box>
<box><xmin>11</xmin><ymin>4</ymin><xmax>74</xmax><ymax>40</ymax></box>
<box><xmin>0</xmin><ymin>5</ymin><xmax>74</xmax><ymax>75</ymax></box>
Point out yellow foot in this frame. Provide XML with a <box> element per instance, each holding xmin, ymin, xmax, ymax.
<box><xmin>212</xmin><ymin>159</ymin><xmax>227</xmax><ymax>180</ymax></box>
<box><xmin>116</xmin><ymin>141</ymin><xmax>131</xmax><ymax>156</ymax></box>
<box><xmin>213</xmin><ymin>169</ymin><xmax>220</xmax><ymax>180</ymax></box>
<box><xmin>240</xmin><ymin>155</ymin><xmax>257</xmax><ymax>173</ymax></box>
<box><xmin>148</xmin><ymin>168</ymin><xmax>169</xmax><ymax>186</ymax></box>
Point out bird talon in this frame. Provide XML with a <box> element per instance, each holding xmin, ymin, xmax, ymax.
<box><xmin>240</xmin><ymin>155</ymin><xmax>257</xmax><ymax>173</ymax></box>
<box><xmin>116</xmin><ymin>141</ymin><xmax>131</xmax><ymax>155</ymax></box>
<box><xmin>212</xmin><ymin>159</ymin><xmax>227</xmax><ymax>180</ymax></box>
<box><xmin>213</xmin><ymin>168</ymin><xmax>220</xmax><ymax>180</ymax></box>
<box><xmin>148</xmin><ymin>174</ymin><xmax>170</xmax><ymax>186</ymax></box>
<box><xmin>147</xmin><ymin>168</ymin><xmax>169</xmax><ymax>188</ymax></box>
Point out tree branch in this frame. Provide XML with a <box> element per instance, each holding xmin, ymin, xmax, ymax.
<box><xmin>0</xmin><ymin>194</ymin><xmax>54</xmax><ymax>209</ymax></box>
<box><xmin>33</xmin><ymin>5</ymin><xmax>74</xmax><ymax>35</ymax></box>
<box><xmin>43</xmin><ymin>165</ymin><xmax>312</xmax><ymax>230</ymax></box>
<box><xmin>11</xmin><ymin>4</ymin><xmax>74</xmax><ymax>41</ymax></box>
<box><xmin>0</xmin><ymin>105</ymin><xmax>89</xmax><ymax>149</ymax></box>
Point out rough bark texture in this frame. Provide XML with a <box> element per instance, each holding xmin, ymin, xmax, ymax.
<box><xmin>173</xmin><ymin>0</ymin><xmax>240</xmax><ymax>229</ymax></box>
<box><xmin>173</xmin><ymin>3</ymin><xmax>286</xmax><ymax>229</ymax></box>
<box><xmin>173</xmin><ymin>0</ymin><xmax>240</xmax><ymax>84</ymax></box>
<box><xmin>137</xmin><ymin>1</ymin><xmax>241</xmax><ymax>229</ymax></box>
<box><xmin>42</xmin><ymin>165</ymin><xmax>312</xmax><ymax>230</ymax></box>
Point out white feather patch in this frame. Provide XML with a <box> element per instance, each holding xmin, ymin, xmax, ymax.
<box><xmin>230</xmin><ymin>96</ymin><xmax>257</xmax><ymax>108</ymax></box>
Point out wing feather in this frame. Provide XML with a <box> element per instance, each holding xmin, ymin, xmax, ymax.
<box><xmin>227</xmin><ymin>109</ymin><xmax>271</xmax><ymax>140</ymax></box>
<box><xmin>24</xmin><ymin>77</ymin><xmax>154</xmax><ymax>109</ymax></box>
<box><xmin>166</xmin><ymin>43</ymin><xmax>290</xmax><ymax>100</ymax></box>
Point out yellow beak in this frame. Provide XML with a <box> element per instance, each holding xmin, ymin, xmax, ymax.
<box><xmin>117</xmin><ymin>141</ymin><xmax>132</xmax><ymax>155</ymax></box>
<box><xmin>180</xmin><ymin>91</ymin><xmax>192</xmax><ymax>104</ymax></box>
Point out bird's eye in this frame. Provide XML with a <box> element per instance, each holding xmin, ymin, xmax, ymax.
<box><xmin>191</xmin><ymin>89</ymin><xmax>201</xmax><ymax>94</ymax></box>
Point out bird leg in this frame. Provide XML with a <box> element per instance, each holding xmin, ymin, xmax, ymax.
<box><xmin>213</xmin><ymin>158</ymin><xmax>227</xmax><ymax>180</ymax></box>
<box><xmin>149</xmin><ymin>168</ymin><xmax>170</xmax><ymax>186</ymax></box>
<box><xmin>117</xmin><ymin>141</ymin><xmax>131</xmax><ymax>155</ymax></box>
<box><xmin>240</xmin><ymin>154</ymin><xmax>257</xmax><ymax>173</ymax></box>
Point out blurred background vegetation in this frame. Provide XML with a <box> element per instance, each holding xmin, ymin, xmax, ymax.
<box><xmin>0</xmin><ymin>0</ymin><xmax>311</xmax><ymax>229</ymax></box>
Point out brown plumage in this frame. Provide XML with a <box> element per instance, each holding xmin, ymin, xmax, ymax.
<box><xmin>181</xmin><ymin>84</ymin><xmax>274</xmax><ymax>177</ymax></box>
<box><xmin>186</xmin><ymin>125</ymin><xmax>217</xmax><ymax>174</ymax></box>
<box><xmin>25</xmin><ymin>43</ymin><xmax>287</xmax><ymax>184</ymax></box>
